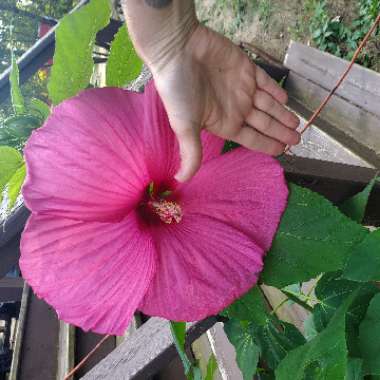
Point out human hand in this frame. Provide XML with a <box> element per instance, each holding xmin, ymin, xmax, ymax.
<box><xmin>150</xmin><ymin>24</ymin><xmax>300</xmax><ymax>182</ymax></box>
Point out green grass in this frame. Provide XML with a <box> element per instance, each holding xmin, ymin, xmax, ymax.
<box><xmin>290</xmin><ymin>0</ymin><xmax>380</xmax><ymax>71</ymax></box>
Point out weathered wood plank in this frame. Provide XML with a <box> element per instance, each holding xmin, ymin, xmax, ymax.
<box><xmin>57</xmin><ymin>322</ymin><xmax>75</xmax><ymax>380</ymax></box>
<box><xmin>286</xmin><ymin>72</ymin><xmax>380</xmax><ymax>159</ymax></box>
<box><xmin>0</xmin><ymin>277</ymin><xmax>23</xmax><ymax>288</ymax></box>
<box><xmin>285</xmin><ymin>41</ymin><xmax>380</xmax><ymax>118</ymax></box>
<box><xmin>0</xmin><ymin>236</ymin><xmax>21</xmax><ymax>281</ymax></box>
<box><xmin>0</xmin><ymin>277</ymin><xmax>23</xmax><ymax>302</ymax></box>
<box><xmin>206</xmin><ymin>323</ymin><xmax>243</xmax><ymax>380</ymax></box>
<box><xmin>0</xmin><ymin>207</ymin><xmax>30</xmax><ymax>280</ymax></box>
<box><xmin>288</xmin><ymin>109</ymin><xmax>373</xmax><ymax>168</ymax></box>
<box><xmin>75</xmin><ymin>331</ymin><xmax>116</xmax><ymax>379</ymax></box>
<box><xmin>288</xmin><ymin>96</ymin><xmax>380</xmax><ymax>168</ymax></box>
<box><xmin>9</xmin><ymin>285</ymin><xmax>29</xmax><ymax>380</ymax></box>
<box><xmin>80</xmin><ymin>317</ymin><xmax>217</xmax><ymax>380</ymax></box>
<box><xmin>16</xmin><ymin>289</ymin><xmax>59</xmax><ymax>380</ymax></box>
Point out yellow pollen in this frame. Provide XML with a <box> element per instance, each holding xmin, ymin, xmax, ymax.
<box><xmin>150</xmin><ymin>200</ymin><xmax>182</xmax><ymax>224</ymax></box>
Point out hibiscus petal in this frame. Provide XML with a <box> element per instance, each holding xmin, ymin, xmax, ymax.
<box><xmin>23</xmin><ymin>88</ymin><xmax>149</xmax><ymax>222</ymax></box>
<box><xmin>20</xmin><ymin>212</ymin><xmax>156</xmax><ymax>335</ymax></box>
<box><xmin>143</xmin><ymin>81</ymin><xmax>224</xmax><ymax>183</ymax></box>
<box><xmin>200</xmin><ymin>131</ymin><xmax>225</xmax><ymax>163</ymax></box>
<box><xmin>180</xmin><ymin>148</ymin><xmax>288</xmax><ymax>251</ymax></box>
<box><xmin>139</xmin><ymin>148</ymin><xmax>288</xmax><ymax>320</ymax></box>
<box><xmin>139</xmin><ymin>216</ymin><xmax>264</xmax><ymax>320</ymax></box>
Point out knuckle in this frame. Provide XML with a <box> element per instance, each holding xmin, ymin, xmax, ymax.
<box><xmin>262</xmin><ymin>116</ymin><xmax>273</xmax><ymax>132</ymax></box>
<box><xmin>281</xmin><ymin>90</ymin><xmax>289</xmax><ymax>104</ymax></box>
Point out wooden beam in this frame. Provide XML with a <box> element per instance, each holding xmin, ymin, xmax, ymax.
<box><xmin>0</xmin><ymin>278</ymin><xmax>23</xmax><ymax>288</ymax></box>
<box><xmin>9</xmin><ymin>285</ymin><xmax>30</xmax><ymax>380</ymax></box>
<box><xmin>0</xmin><ymin>277</ymin><xmax>24</xmax><ymax>302</ymax></box>
<box><xmin>74</xmin><ymin>331</ymin><xmax>116</xmax><ymax>378</ymax></box>
<box><xmin>0</xmin><ymin>207</ymin><xmax>30</xmax><ymax>280</ymax></box>
<box><xmin>56</xmin><ymin>322</ymin><xmax>75</xmax><ymax>380</ymax></box>
<box><xmin>285</xmin><ymin>41</ymin><xmax>380</xmax><ymax>118</ymax></box>
<box><xmin>10</xmin><ymin>287</ymin><xmax>60</xmax><ymax>380</ymax></box>
<box><xmin>80</xmin><ymin>317</ymin><xmax>217</xmax><ymax>380</ymax></box>
<box><xmin>284</xmin><ymin>41</ymin><xmax>380</xmax><ymax>161</ymax></box>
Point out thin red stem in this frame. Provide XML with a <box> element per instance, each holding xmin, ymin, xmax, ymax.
<box><xmin>285</xmin><ymin>13</ymin><xmax>380</xmax><ymax>152</ymax></box>
<box><xmin>63</xmin><ymin>334</ymin><xmax>111</xmax><ymax>380</ymax></box>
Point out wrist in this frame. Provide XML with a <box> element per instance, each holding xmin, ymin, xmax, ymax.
<box><xmin>123</xmin><ymin>1</ymin><xmax>199</xmax><ymax>74</ymax></box>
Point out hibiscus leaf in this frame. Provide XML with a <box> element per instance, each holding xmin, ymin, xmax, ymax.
<box><xmin>343</xmin><ymin>229</ymin><xmax>380</xmax><ymax>282</ymax></box>
<box><xmin>0</xmin><ymin>147</ymin><xmax>23</xmax><ymax>204</ymax></box>
<box><xmin>346</xmin><ymin>358</ymin><xmax>364</xmax><ymax>380</ymax></box>
<box><xmin>340</xmin><ymin>176</ymin><xmax>378</xmax><ymax>223</ymax></box>
<box><xmin>221</xmin><ymin>286</ymin><xmax>268</xmax><ymax>325</ymax></box>
<box><xmin>48</xmin><ymin>0</ymin><xmax>111</xmax><ymax>105</ymax></box>
<box><xmin>224</xmin><ymin>319</ymin><xmax>260</xmax><ymax>380</ymax></box>
<box><xmin>281</xmin><ymin>289</ymin><xmax>313</xmax><ymax>312</ymax></box>
<box><xmin>261</xmin><ymin>183</ymin><xmax>368</xmax><ymax>288</ymax></box>
<box><xmin>190</xmin><ymin>366</ymin><xmax>202</xmax><ymax>380</ymax></box>
<box><xmin>275</xmin><ymin>291</ymin><xmax>357</xmax><ymax>380</ymax></box>
<box><xmin>312</xmin><ymin>271</ymin><xmax>378</xmax><ymax>356</ymax></box>
<box><xmin>10</xmin><ymin>56</ymin><xmax>26</xmax><ymax>115</ymax></box>
<box><xmin>205</xmin><ymin>354</ymin><xmax>217</xmax><ymax>380</ymax></box>
<box><xmin>170</xmin><ymin>321</ymin><xmax>192</xmax><ymax>374</ymax></box>
<box><xmin>359</xmin><ymin>293</ymin><xmax>380</xmax><ymax>375</ymax></box>
<box><xmin>6</xmin><ymin>163</ymin><xmax>26</xmax><ymax>211</ymax></box>
<box><xmin>3</xmin><ymin>115</ymin><xmax>41</xmax><ymax>139</ymax></box>
<box><xmin>303</xmin><ymin>314</ymin><xmax>318</xmax><ymax>341</ymax></box>
<box><xmin>253</xmin><ymin>317</ymin><xmax>306</xmax><ymax>370</ymax></box>
<box><xmin>28</xmin><ymin>98</ymin><xmax>50</xmax><ymax>122</ymax></box>
<box><xmin>106</xmin><ymin>25</ymin><xmax>143</xmax><ymax>87</ymax></box>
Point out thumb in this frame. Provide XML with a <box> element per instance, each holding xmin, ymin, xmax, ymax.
<box><xmin>174</xmin><ymin>127</ymin><xmax>203</xmax><ymax>182</ymax></box>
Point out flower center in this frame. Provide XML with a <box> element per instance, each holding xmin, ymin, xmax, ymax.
<box><xmin>138</xmin><ymin>181</ymin><xmax>183</xmax><ymax>225</ymax></box>
<box><xmin>148</xmin><ymin>199</ymin><xmax>182</xmax><ymax>224</ymax></box>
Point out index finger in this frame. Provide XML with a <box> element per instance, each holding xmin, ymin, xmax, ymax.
<box><xmin>255</xmin><ymin>65</ymin><xmax>288</xmax><ymax>104</ymax></box>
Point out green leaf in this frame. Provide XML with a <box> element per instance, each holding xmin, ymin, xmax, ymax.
<box><xmin>224</xmin><ymin>319</ymin><xmax>260</xmax><ymax>380</ymax></box>
<box><xmin>190</xmin><ymin>366</ymin><xmax>202</xmax><ymax>380</ymax></box>
<box><xmin>275</xmin><ymin>292</ymin><xmax>357</xmax><ymax>380</ymax></box>
<box><xmin>205</xmin><ymin>354</ymin><xmax>217</xmax><ymax>380</ymax></box>
<box><xmin>170</xmin><ymin>321</ymin><xmax>192</xmax><ymax>374</ymax></box>
<box><xmin>257</xmin><ymin>370</ymin><xmax>275</xmax><ymax>380</ymax></box>
<box><xmin>253</xmin><ymin>318</ymin><xmax>306</xmax><ymax>370</ymax></box>
<box><xmin>106</xmin><ymin>26</ymin><xmax>143</xmax><ymax>87</ymax></box>
<box><xmin>340</xmin><ymin>176</ymin><xmax>378</xmax><ymax>223</ymax></box>
<box><xmin>10</xmin><ymin>56</ymin><xmax>25</xmax><ymax>115</ymax></box>
<box><xmin>359</xmin><ymin>293</ymin><xmax>380</xmax><ymax>375</ymax></box>
<box><xmin>48</xmin><ymin>0</ymin><xmax>111</xmax><ymax>104</ymax></box>
<box><xmin>281</xmin><ymin>289</ymin><xmax>313</xmax><ymax>312</ymax></box>
<box><xmin>346</xmin><ymin>358</ymin><xmax>363</xmax><ymax>380</ymax></box>
<box><xmin>221</xmin><ymin>286</ymin><xmax>268</xmax><ymax>325</ymax></box>
<box><xmin>170</xmin><ymin>321</ymin><xmax>204</xmax><ymax>380</ymax></box>
<box><xmin>4</xmin><ymin>115</ymin><xmax>41</xmax><ymax>138</ymax></box>
<box><xmin>261</xmin><ymin>183</ymin><xmax>368</xmax><ymax>288</ymax></box>
<box><xmin>313</xmin><ymin>272</ymin><xmax>377</xmax><ymax>330</ymax></box>
<box><xmin>343</xmin><ymin>229</ymin><xmax>380</xmax><ymax>282</ymax></box>
<box><xmin>29</xmin><ymin>98</ymin><xmax>50</xmax><ymax>121</ymax></box>
<box><xmin>0</xmin><ymin>146</ymin><xmax>23</xmax><ymax>203</ymax></box>
<box><xmin>303</xmin><ymin>315</ymin><xmax>318</xmax><ymax>341</ymax></box>
<box><xmin>6</xmin><ymin>163</ymin><xmax>26</xmax><ymax>211</ymax></box>
<box><xmin>313</xmin><ymin>272</ymin><xmax>378</xmax><ymax>356</ymax></box>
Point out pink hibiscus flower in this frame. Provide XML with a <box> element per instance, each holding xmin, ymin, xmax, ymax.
<box><xmin>20</xmin><ymin>82</ymin><xmax>288</xmax><ymax>335</ymax></box>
